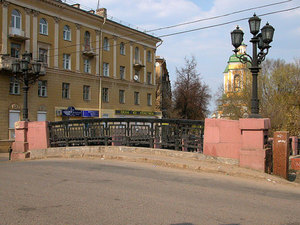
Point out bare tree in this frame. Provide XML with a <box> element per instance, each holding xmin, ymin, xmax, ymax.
<box><xmin>173</xmin><ymin>56</ymin><xmax>211</xmax><ymax>120</ymax></box>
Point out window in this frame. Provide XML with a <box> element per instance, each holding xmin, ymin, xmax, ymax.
<box><xmin>39</xmin><ymin>18</ymin><xmax>48</xmax><ymax>35</ymax></box>
<box><xmin>147</xmin><ymin>72</ymin><xmax>152</xmax><ymax>85</ymax></box>
<box><xmin>134</xmin><ymin>92</ymin><xmax>139</xmax><ymax>105</ymax></box>
<box><xmin>147</xmin><ymin>50</ymin><xmax>151</xmax><ymax>62</ymax></box>
<box><xmin>38</xmin><ymin>80</ymin><xmax>47</xmax><ymax>97</ymax></box>
<box><xmin>11</xmin><ymin>9</ymin><xmax>21</xmax><ymax>34</ymax></box>
<box><xmin>83</xmin><ymin>85</ymin><xmax>90</xmax><ymax>101</ymax></box>
<box><xmin>84</xmin><ymin>31</ymin><xmax>91</xmax><ymax>51</ymax></box>
<box><xmin>63</xmin><ymin>25</ymin><xmax>71</xmax><ymax>41</ymax></box>
<box><xmin>37</xmin><ymin>111</ymin><xmax>47</xmax><ymax>121</ymax></box>
<box><xmin>103</xmin><ymin>62</ymin><xmax>109</xmax><ymax>77</ymax></box>
<box><xmin>147</xmin><ymin>93</ymin><xmax>152</xmax><ymax>106</ymax></box>
<box><xmin>84</xmin><ymin>59</ymin><xmax>91</xmax><ymax>73</ymax></box>
<box><xmin>102</xmin><ymin>88</ymin><xmax>109</xmax><ymax>103</ymax></box>
<box><xmin>134</xmin><ymin>47</ymin><xmax>139</xmax><ymax>63</ymax></box>
<box><xmin>119</xmin><ymin>90</ymin><xmax>125</xmax><ymax>104</ymax></box>
<box><xmin>120</xmin><ymin>42</ymin><xmax>125</xmax><ymax>55</ymax></box>
<box><xmin>103</xmin><ymin>37</ymin><xmax>109</xmax><ymax>51</ymax></box>
<box><xmin>62</xmin><ymin>83</ymin><xmax>70</xmax><ymax>99</ymax></box>
<box><xmin>9</xmin><ymin>77</ymin><xmax>20</xmax><ymax>94</ymax></box>
<box><xmin>120</xmin><ymin>66</ymin><xmax>125</xmax><ymax>80</ymax></box>
<box><xmin>234</xmin><ymin>74</ymin><xmax>241</xmax><ymax>92</ymax></box>
<box><xmin>134</xmin><ymin>69</ymin><xmax>140</xmax><ymax>82</ymax></box>
<box><xmin>11</xmin><ymin>43</ymin><xmax>21</xmax><ymax>58</ymax></box>
<box><xmin>39</xmin><ymin>48</ymin><xmax>48</xmax><ymax>64</ymax></box>
<box><xmin>9</xmin><ymin>110</ymin><xmax>20</xmax><ymax>140</ymax></box>
<box><xmin>63</xmin><ymin>54</ymin><xmax>71</xmax><ymax>70</ymax></box>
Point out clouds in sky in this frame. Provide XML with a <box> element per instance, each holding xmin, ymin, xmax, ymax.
<box><xmin>74</xmin><ymin>0</ymin><xmax>300</xmax><ymax>111</ymax></box>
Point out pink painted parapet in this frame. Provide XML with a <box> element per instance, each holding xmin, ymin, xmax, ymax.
<box><xmin>204</xmin><ymin>118</ymin><xmax>271</xmax><ymax>171</ymax></box>
<box><xmin>239</xmin><ymin>118</ymin><xmax>271</xmax><ymax>171</ymax></box>
<box><xmin>203</xmin><ymin>119</ymin><xmax>241</xmax><ymax>159</ymax></box>
<box><xmin>11</xmin><ymin>121</ymin><xmax>29</xmax><ymax>160</ymax></box>
<box><xmin>12</xmin><ymin>121</ymin><xmax>49</xmax><ymax>160</ymax></box>
<box><xmin>27</xmin><ymin>121</ymin><xmax>50</xmax><ymax>150</ymax></box>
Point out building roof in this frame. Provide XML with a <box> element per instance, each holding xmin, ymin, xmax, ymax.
<box><xmin>49</xmin><ymin>0</ymin><xmax>161</xmax><ymax>42</ymax></box>
<box><xmin>228</xmin><ymin>54</ymin><xmax>241</xmax><ymax>63</ymax></box>
<box><xmin>223</xmin><ymin>65</ymin><xmax>229</xmax><ymax>73</ymax></box>
<box><xmin>223</xmin><ymin>54</ymin><xmax>251</xmax><ymax>73</ymax></box>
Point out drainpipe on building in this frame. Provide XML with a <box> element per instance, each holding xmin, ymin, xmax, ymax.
<box><xmin>98</xmin><ymin>11</ymin><xmax>106</xmax><ymax>118</ymax></box>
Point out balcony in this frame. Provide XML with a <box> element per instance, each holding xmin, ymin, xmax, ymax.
<box><xmin>133</xmin><ymin>59</ymin><xmax>144</xmax><ymax>69</ymax></box>
<box><xmin>82</xmin><ymin>45</ymin><xmax>96</xmax><ymax>57</ymax></box>
<box><xmin>0</xmin><ymin>55</ymin><xmax>15</xmax><ymax>71</ymax></box>
<box><xmin>0</xmin><ymin>55</ymin><xmax>46</xmax><ymax>75</ymax></box>
<box><xmin>8</xmin><ymin>27</ymin><xmax>29</xmax><ymax>41</ymax></box>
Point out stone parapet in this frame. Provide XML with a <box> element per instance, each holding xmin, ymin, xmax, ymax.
<box><xmin>204</xmin><ymin>118</ymin><xmax>271</xmax><ymax>172</ymax></box>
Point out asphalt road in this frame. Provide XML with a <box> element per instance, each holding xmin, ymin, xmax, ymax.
<box><xmin>1</xmin><ymin>158</ymin><xmax>300</xmax><ymax>225</ymax></box>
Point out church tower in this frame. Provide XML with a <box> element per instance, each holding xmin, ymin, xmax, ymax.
<box><xmin>223</xmin><ymin>43</ymin><xmax>249</xmax><ymax>94</ymax></box>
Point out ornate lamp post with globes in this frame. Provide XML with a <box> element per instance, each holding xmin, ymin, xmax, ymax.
<box><xmin>12</xmin><ymin>52</ymin><xmax>43</xmax><ymax>121</ymax></box>
<box><xmin>231</xmin><ymin>14</ymin><xmax>275</xmax><ymax>118</ymax></box>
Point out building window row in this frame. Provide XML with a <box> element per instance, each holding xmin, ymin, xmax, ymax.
<box><xmin>10</xmin><ymin>78</ymin><xmax>48</xmax><ymax>97</ymax></box>
<box><xmin>9</xmin><ymin>9</ymin><xmax>153</xmax><ymax>60</ymax></box>
<box><xmin>9</xmin><ymin>79</ymin><xmax>152</xmax><ymax>106</ymax></box>
<box><xmin>9</xmin><ymin>9</ymin><xmax>154</xmax><ymax>83</ymax></box>
<box><xmin>102</xmin><ymin>89</ymin><xmax>152</xmax><ymax>106</ymax></box>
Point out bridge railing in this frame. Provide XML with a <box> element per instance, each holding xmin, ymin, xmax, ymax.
<box><xmin>48</xmin><ymin>118</ymin><xmax>204</xmax><ymax>152</ymax></box>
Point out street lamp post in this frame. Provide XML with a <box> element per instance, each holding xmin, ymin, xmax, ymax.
<box><xmin>12</xmin><ymin>52</ymin><xmax>42</xmax><ymax>121</ymax></box>
<box><xmin>231</xmin><ymin>14</ymin><xmax>275</xmax><ymax>118</ymax></box>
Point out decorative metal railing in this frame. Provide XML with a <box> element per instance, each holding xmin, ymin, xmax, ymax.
<box><xmin>48</xmin><ymin>118</ymin><xmax>204</xmax><ymax>152</ymax></box>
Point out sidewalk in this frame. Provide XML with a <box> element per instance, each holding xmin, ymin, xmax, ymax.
<box><xmin>0</xmin><ymin>153</ymin><xmax>9</xmax><ymax>162</ymax></box>
<box><xmin>23</xmin><ymin>146</ymin><xmax>300</xmax><ymax>186</ymax></box>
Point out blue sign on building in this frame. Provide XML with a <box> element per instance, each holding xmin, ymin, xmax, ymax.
<box><xmin>62</xmin><ymin>106</ymin><xmax>82</xmax><ymax>117</ymax></box>
<box><xmin>82</xmin><ymin>110</ymin><xmax>99</xmax><ymax>117</ymax></box>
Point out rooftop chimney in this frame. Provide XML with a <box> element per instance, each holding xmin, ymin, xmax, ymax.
<box><xmin>72</xmin><ymin>4</ymin><xmax>80</xmax><ymax>8</ymax></box>
<box><xmin>96</xmin><ymin>8</ymin><xmax>107</xmax><ymax>19</ymax></box>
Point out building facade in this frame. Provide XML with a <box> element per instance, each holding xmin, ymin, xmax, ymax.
<box><xmin>155</xmin><ymin>56</ymin><xmax>172</xmax><ymax>118</ymax></box>
<box><xmin>0</xmin><ymin>0</ymin><xmax>161</xmax><ymax>140</ymax></box>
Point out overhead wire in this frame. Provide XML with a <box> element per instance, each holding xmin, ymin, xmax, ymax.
<box><xmin>146</xmin><ymin>0</ymin><xmax>292</xmax><ymax>32</ymax></box>
<box><xmin>44</xmin><ymin>5</ymin><xmax>300</xmax><ymax>59</ymax></box>
<box><xmin>39</xmin><ymin>0</ymin><xmax>292</xmax><ymax>55</ymax></box>
<box><xmin>159</xmin><ymin>5</ymin><xmax>300</xmax><ymax>38</ymax></box>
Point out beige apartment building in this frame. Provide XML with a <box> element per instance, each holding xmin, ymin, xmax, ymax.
<box><xmin>0</xmin><ymin>0</ymin><xmax>162</xmax><ymax>140</ymax></box>
<box><xmin>155</xmin><ymin>56</ymin><xmax>172</xmax><ymax>118</ymax></box>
